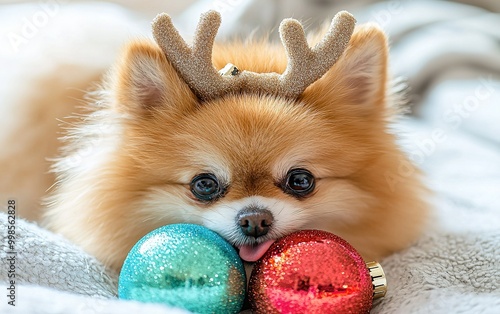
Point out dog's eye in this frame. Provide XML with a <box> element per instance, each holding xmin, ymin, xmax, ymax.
<box><xmin>190</xmin><ymin>173</ymin><xmax>224</xmax><ymax>202</ymax></box>
<box><xmin>283</xmin><ymin>169</ymin><xmax>315</xmax><ymax>197</ymax></box>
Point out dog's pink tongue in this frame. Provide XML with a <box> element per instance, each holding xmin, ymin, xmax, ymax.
<box><xmin>238</xmin><ymin>240</ymin><xmax>275</xmax><ymax>262</ymax></box>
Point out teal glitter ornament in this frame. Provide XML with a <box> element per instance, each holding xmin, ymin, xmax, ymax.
<box><xmin>118</xmin><ymin>224</ymin><xmax>246</xmax><ymax>313</ymax></box>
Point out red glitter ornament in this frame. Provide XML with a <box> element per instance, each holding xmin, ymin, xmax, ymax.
<box><xmin>248</xmin><ymin>230</ymin><xmax>386</xmax><ymax>314</ymax></box>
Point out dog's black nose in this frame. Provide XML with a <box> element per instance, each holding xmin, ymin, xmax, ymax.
<box><xmin>237</xmin><ymin>207</ymin><xmax>274</xmax><ymax>238</ymax></box>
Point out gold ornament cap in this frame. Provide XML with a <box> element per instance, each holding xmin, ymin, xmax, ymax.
<box><xmin>366</xmin><ymin>261</ymin><xmax>387</xmax><ymax>299</ymax></box>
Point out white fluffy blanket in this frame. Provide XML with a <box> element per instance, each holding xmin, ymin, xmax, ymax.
<box><xmin>1</xmin><ymin>0</ymin><xmax>500</xmax><ymax>313</ymax></box>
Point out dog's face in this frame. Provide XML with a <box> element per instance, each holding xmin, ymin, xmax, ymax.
<box><xmin>45</xmin><ymin>24</ymin><xmax>428</xmax><ymax>270</ymax></box>
<box><xmin>126</xmin><ymin>92</ymin><xmax>377</xmax><ymax>262</ymax></box>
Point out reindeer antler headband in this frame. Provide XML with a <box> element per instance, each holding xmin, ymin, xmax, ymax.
<box><xmin>152</xmin><ymin>10</ymin><xmax>356</xmax><ymax>101</ymax></box>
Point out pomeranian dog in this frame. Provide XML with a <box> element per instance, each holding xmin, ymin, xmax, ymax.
<box><xmin>43</xmin><ymin>11</ymin><xmax>428</xmax><ymax>272</ymax></box>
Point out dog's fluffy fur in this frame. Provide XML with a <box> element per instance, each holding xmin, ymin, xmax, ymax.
<box><xmin>43</xmin><ymin>23</ymin><xmax>428</xmax><ymax>271</ymax></box>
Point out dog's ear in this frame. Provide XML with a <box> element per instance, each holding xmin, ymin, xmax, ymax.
<box><xmin>302</xmin><ymin>25</ymin><xmax>389</xmax><ymax>118</ymax></box>
<box><xmin>113</xmin><ymin>41</ymin><xmax>197</xmax><ymax>115</ymax></box>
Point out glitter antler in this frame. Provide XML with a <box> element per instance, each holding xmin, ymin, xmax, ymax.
<box><xmin>152</xmin><ymin>10</ymin><xmax>356</xmax><ymax>101</ymax></box>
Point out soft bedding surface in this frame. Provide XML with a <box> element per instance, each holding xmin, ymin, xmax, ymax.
<box><xmin>1</xmin><ymin>0</ymin><xmax>499</xmax><ymax>313</ymax></box>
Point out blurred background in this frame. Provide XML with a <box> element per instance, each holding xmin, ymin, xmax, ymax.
<box><xmin>1</xmin><ymin>0</ymin><xmax>499</xmax><ymax>229</ymax></box>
